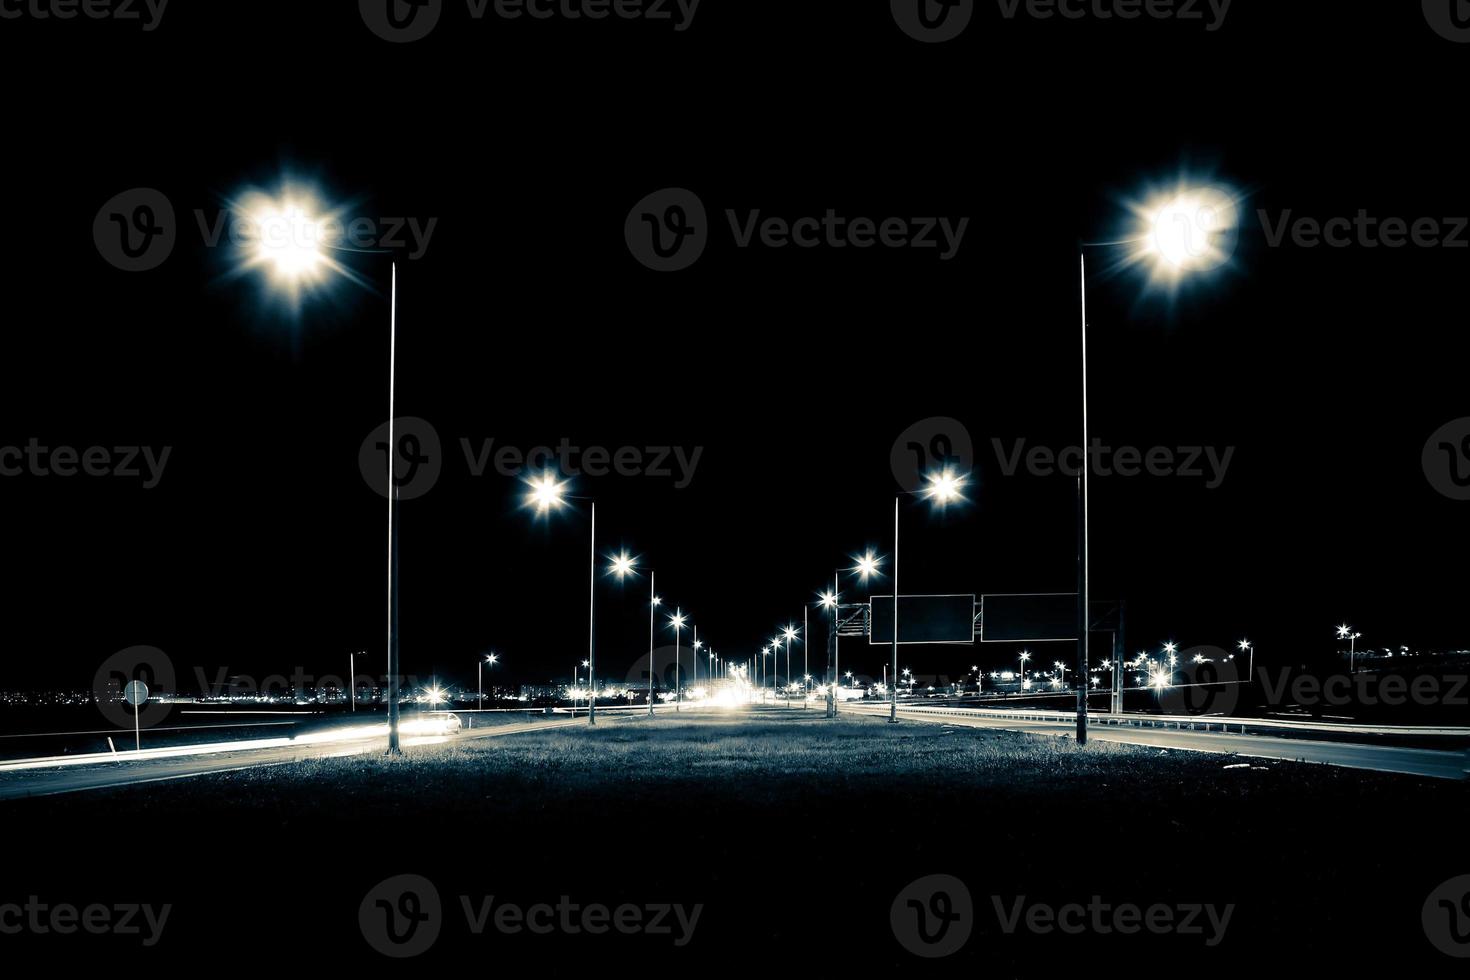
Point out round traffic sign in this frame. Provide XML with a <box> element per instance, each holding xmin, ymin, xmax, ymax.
<box><xmin>123</xmin><ymin>680</ymin><xmax>150</xmax><ymax>707</ymax></box>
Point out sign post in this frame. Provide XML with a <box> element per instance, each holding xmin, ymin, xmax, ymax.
<box><xmin>123</xmin><ymin>680</ymin><xmax>149</xmax><ymax>752</ymax></box>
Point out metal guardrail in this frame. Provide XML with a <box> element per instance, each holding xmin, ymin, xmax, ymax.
<box><xmin>843</xmin><ymin>702</ymin><xmax>1470</xmax><ymax>738</ymax></box>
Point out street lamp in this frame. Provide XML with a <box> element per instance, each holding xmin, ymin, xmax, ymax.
<box><xmin>348</xmin><ymin>650</ymin><xmax>362</xmax><ymax>713</ymax></box>
<box><xmin>693</xmin><ymin>637</ymin><xmax>703</xmax><ymax>693</ymax></box>
<box><xmin>1075</xmin><ymin>178</ymin><xmax>1241</xmax><ymax>745</ymax></box>
<box><xmin>525</xmin><ymin>478</ymin><xmax>641</xmax><ymax>727</ymax></box>
<box><xmin>1237</xmin><ymin>639</ymin><xmax>1254</xmax><ymax>681</ymax></box>
<box><xmin>883</xmin><ymin>467</ymin><xmax>971</xmax><ymax>724</ymax></box>
<box><xmin>230</xmin><ymin>185</ymin><xmax>407</xmax><ymax>754</ymax></box>
<box><xmin>647</xmin><ymin>580</ymin><xmax>661</xmax><ymax>717</ymax></box>
<box><xmin>572</xmin><ymin>658</ymin><xmax>589</xmax><ymax>715</ymax></box>
<box><xmin>781</xmin><ymin>626</ymin><xmax>798</xmax><ymax>708</ymax></box>
<box><xmin>1337</xmin><ymin>625</ymin><xmax>1362</xmax><ymax>673</ymax></box>
<box><xmin>669</xmin><ymin>610</ymin><xmax>688</xmax><ymax>710</ymax></box>
<box><xmin>1019</xmin><ymin>650</ymin><xmax>1031</xmax><ymax>689</ymax></box>
<box><xmin>479</xmin><ymin>652</ymin><xmax>499</xmax><ymax>714</ymax></box>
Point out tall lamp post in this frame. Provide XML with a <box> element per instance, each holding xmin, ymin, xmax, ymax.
<box><xmin>478</xmin><ymin>652</ymin><xmax>499</xmax><ymax>713</ymax></box>
<box><xmin>692</xmin><ymin>635</ymin><xmax>701</xmax><ymax>693</ymax></box>
<box><xmin>884</xmin><ymin>471</ymin><xmax>968</xmax><ymax>724</ymax></box>
<box><xmin>820</xmin><ymin>583</ymin><xmax>838</xmax><ymax>717</ymax></box>
<box><xmin>1076</xmin><ymin>180</ymin><xmax>1240</xmax><ymax>744</ymax></box>
<box><xmin>647</xmin><ymin>573</ymin><xmax>660</xmax><ymax>716</ymax></box>
<box><xmin>1237</xmin><ymin>639</ymin><xmax>1254</xmax><ymax>684</ymax></box>
<box><xmin>669</xmin><ymin>610</ymin><xmax>687</xmax><ymax>710</ymax></box>
<box><xmin>526</xmin><ymin>476</ymin><xmax>646</xmax><ymax>727</ymax></box>
<box><xmin>1337</xmin><ymin>625</ymin><xmax>1361</xmax><ymax>673</ymax></box>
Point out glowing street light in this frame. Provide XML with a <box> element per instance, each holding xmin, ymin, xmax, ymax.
<box><xmin>1337</xmin><ymin>625</ymin><xmax>1362</xmax><ymax>672</ymax></box>
<box><xmin>1077</xmin><ymin>177</ymin><xmax>1241</xmax><ymax>743</ymax></box>
<box><xmin>1019</xmin><ymin>650</ymin><xmax>1032</xmax><ymax>688</ymax></box>
<box><xmin>852</xmin><ymin>551</ymin><xmax>882</xmax><ymax>581</ymax></box>
<box><xmin>231</xmin><ymin>183</ymin><xmax>408</xmax><ymax>754</ymax></box>
<box><xmin>1238</xmin><ymin>638</ymin><xmax>1254</xmax><ymax>680</ymax></box>
<box><xmin>669</xmin><ymin>610</ymin><xmax>688</xmax><ymax>710</ymax></box>
<box><xmin>526</xmin><ymin>473</ymin><xmax>569</xmax><ymax>514</ymax></box>
<box><xmin>608</xmin><ymin>551</ymin><xmax>638</xmax><ymax>580</ymax></box>
<box><xmin>883</xmin><ymin>466</ymin><xmax>973</xmax><ymax>724</ymax></box>
<box><xmin>922</xmin><ymin>468</ymin><xmax>967</xmax><ymax>505</ymax></box>
<box><xmin>523</xmin><ymin>479</ymin><xmax>626</xmax><ymax>726</ymax></box>
<box><xmin>781</xmin><ymin>625</ymin><xmax>799</xmax><ymax>708</ymax></box>
<box><xmin>647</xmin><ymin>578</ymin><xmax>661</xmax><ymax>717</ymax></box>
<box><xmin>478</xmin><ymin>652</ymin><xmax>499</xmax><ymax>712</ymax></box>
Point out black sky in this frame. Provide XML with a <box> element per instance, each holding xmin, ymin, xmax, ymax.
<box><xmin>3</xmin><ymin>2</ymin><xmax>1468</xmax><ymax>692</ymax></box>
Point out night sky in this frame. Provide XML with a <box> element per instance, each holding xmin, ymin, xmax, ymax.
<box><xmin>4</xmin><ymin>2</ymin><xmax>1467</xmax><ymax>693</ymax></box>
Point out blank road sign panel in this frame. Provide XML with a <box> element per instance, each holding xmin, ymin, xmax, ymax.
<box><xmin>980</xmin><ymin>593</ymin><xmax>1078</xmax><ymax>642</ymax></box>
<box><xmin>868</xmin><ymin>594</ymin><xmax>975</xmax><ymax>644</ymax></box>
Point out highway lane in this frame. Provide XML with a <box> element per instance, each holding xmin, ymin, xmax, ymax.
<box><xmin>841</xmin><ymin>703</ymin><xmax>1469</xmax><ymax>780</ymax></box>
<box><xmin>0</xmin><ymin>716</ymin><xmax>586</xmax><ymax>801</ymax></box>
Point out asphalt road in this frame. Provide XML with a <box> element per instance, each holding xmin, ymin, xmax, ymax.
<box><xmin>840</xmin><ymin>702</ymin><xmax>1470</xmax><ymax>780</ymax></box>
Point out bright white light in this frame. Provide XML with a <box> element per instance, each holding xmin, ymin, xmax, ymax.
<box><xmin>249</xmin><ymin>199</ymin><xmax>325</xmax><ymax>281</ymax></box>
<box><xmin>819</xmin><ymin>590</ymin><xmax>838</xmax><ymax>609</ymax></box>
<box><xmin>923</xmin><ymin>468</ymin><xmax>968</xmax><ymax>504</ymax></box>
<box><xmin>852</xmin><ymin>551</ymin><xmax>882</xmax><ymax>581</ymax></box>
<box><xmin>1112</xmin><ymin>177</ymin><xmax>1243</xmax><ymax>296</ymax></box>
<box><xmin>525</xmin><ymin>473</ymin><xmax>568</xmax><ymax>513</ymax></box>
<box><xmin>670</xmin><ymin>612</ymin><xmax>687</xmax><ymax>630</ymax></box>
<box><xmin>608</xmin><ymin>551</ymin><xmax>638</xmax><ymax>579</ymax></box>
<box><xmin>1238</xmin><ymin>639</ymin><xmax>1251</xmax><ymax>651</ymax></box>
<box><xmin>783</xmin><ymin>626</ymin><xmax>798</xmax><ymax>641</ymax></box>
<box><xmin>1147</xmin><ymin>186</ymin><xmax>1238</xmax><ymax>273</ymax></box>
